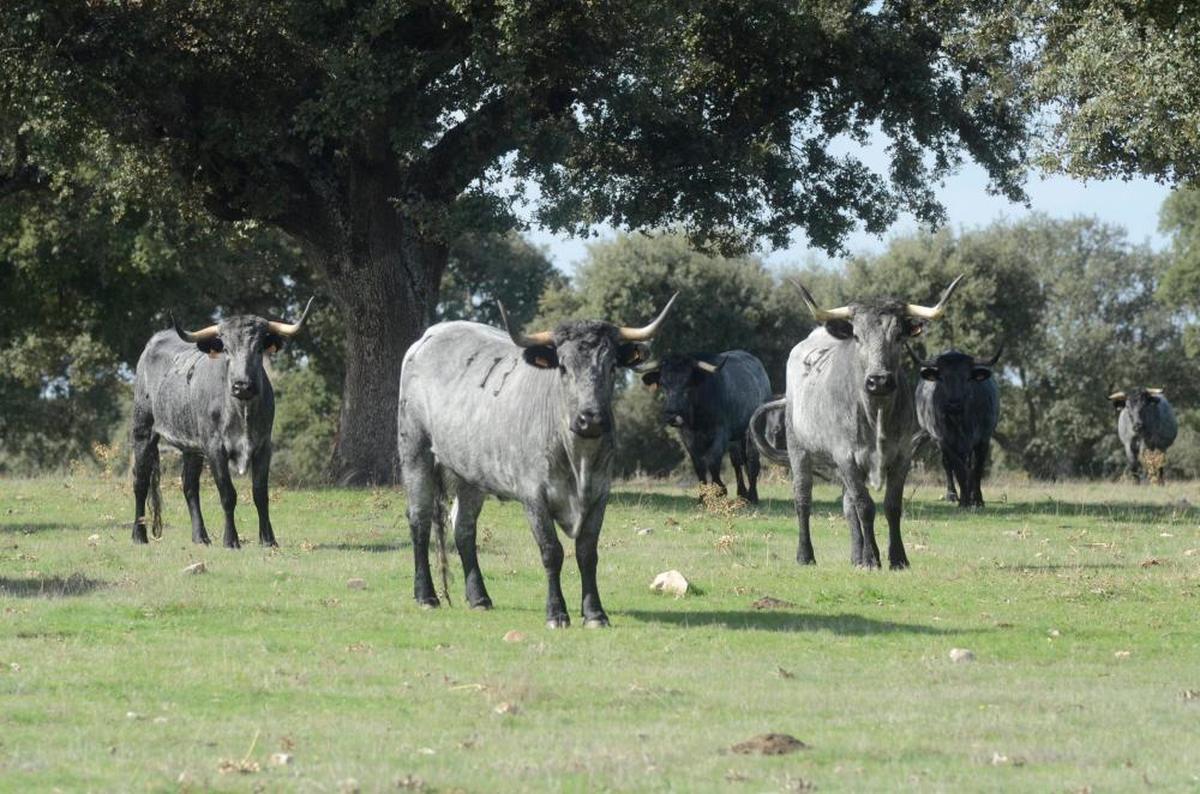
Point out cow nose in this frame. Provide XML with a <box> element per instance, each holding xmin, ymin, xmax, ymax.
<box><xmin>571</xmin><ymin>410</ymin><xmax>606</xmax><ymax>438</ymax></box>
<box><xmin>664</xmin><ymin>413</ymin><xmax>685</xmax><ymax>428</ymax></box>
<box><xmin>864</xmin><ymin>373</ymin><xmax>896</xmax><ymax>396</ymax></box>
<box><xmin>231</xmin><ymin>379</ymin><xmax>257</xmax><ymax>400</ymax></box>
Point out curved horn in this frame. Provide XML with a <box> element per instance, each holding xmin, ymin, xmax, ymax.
<box><xmin>633</xmin><ymin>359</ymin><xmax>662</xmax><ymax>373</ymax></box>
<box><xmin>266</xmin><ymin>296</ymin><xmax>316</xmax><ymax>338</ymax></box>
<box><xmin>172</xmin><ymin>314</ymin><xmax>220</xmax><ymax>343</ymax></box>
<box><xmin>788</xmin><ymin>279</ymin><xmax>852</xmax><ymax>321</ymax></box>
<box><xmin>695</xmin><ymin>360</ymin><xmax>720</xmax><ymax>374</ymax></box>
<box><xmin>906</xmin><ymin>274</ymin><xmax>965</xmax><ymax>320</ymax></box>
<box><xmin>617</xmin><ymin>292</ymin><xmax>680</xmax><ymax>341</ymax></box>
<box><xmin>975</xmin><ymin>342</ymin><xmax>1004</xmax><ymax>368</ymax></box>
<box><xmin>498</xmin><ymin>301</ymin><xmax>553</xmax><ymax>348</ymax></box>
<box><xmin>1147</xmin><ymin>387</ymin><xmax>1165</xmax><ymax>396</ymax></box>
<box><xmin>1108</xmin><ymin>391</ymin><xmax>1126</xmax><ymax>402</ymax></box>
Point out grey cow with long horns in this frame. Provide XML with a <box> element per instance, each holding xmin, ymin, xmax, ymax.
<box><xmin>130</xmin><ymin>298</ymin><xmax>314</xmax><ymax>547</ymax></box>
<box><xmin>1109</xmin><ymin>387</ymin><xmax>1178</xmax><ymax>484</ymax></box>
<box><xmin>751</xmin><ymin>277</ymin><xmax>963</xmax><ymax>568</ymax></box>
<box><xmin>398</xmin><ymin>295</ymin><xmax>677</xmax><ymax>628</ymax></box>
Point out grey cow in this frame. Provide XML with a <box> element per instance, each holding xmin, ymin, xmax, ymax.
<box><xmin>639</xmin><ymin>351</ymin><xmax>771</xmax><ymax>503</ymax></box>
<box><xmin>913</xmin><ymin>347</ymin><xmax>1002</xmax><ymax>507</ymax></box>
<box><xmin>398</xmin><ymin>296</ymin><xmax>677</xmax><ymax>628</ymax></box>
<box><xmin>130</xmin><ymin>299</ymin><xmax>313</xmax><ymax>547</ymax></box>
<box><xmin>1109</xmin><ymin>388</ymin><xmax>1178</xmax><ymax>484</ymax></box>
<box><xmin>751</xmin><ymin>277</ymin><xmax>963</xmax><ymax>568</ymax></box>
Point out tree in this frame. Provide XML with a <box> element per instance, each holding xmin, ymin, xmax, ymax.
<box><xmin>438</xmin><ymin>232</ymin><xmax>562</xmax><ymax>329</ymax></box>
<box><xmin>1029</xmin><ymin>2</ymin><xmax>1200</xmax><ymax>181</ymax></box>
<box><xmin>2</xmin><ymin>1</ymin><xmax>1034</xmax><ymax>483</ymax></box>
<box><xmin>1159</xmin><ymin>185</ymin><xmax>1200</xmax><ymax>327</ymax></box>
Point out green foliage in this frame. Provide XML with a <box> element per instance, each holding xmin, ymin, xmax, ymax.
<box><xmin>439</xmin><ymin>232</ymin><xmax>563</xmax><ymax>329</ymax></box>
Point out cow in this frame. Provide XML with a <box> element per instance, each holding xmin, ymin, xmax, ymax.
<box><xmin>397</xmin><ymin>295</ymin><xmax>677</xmax><ymax>628</ymax></box>
<box><xmin>751</xmin><ymin>277</ymin><xmax>963</xmax><ymax>569</ymax></box>
<box><xmin>129</xmin><ymin>298</ymin><xmax>314</xmax><ymax>548</ymax></box>
<box><xmin>639</xmin><ymin>351</ymin><xmax>771</xmax><ymax>503</ymax></box>
<box><xmin>1109</xmin><ymin>388</ymin><xmax>1178</xmax><ymax>484</ymax></box>
<box><xmin>913</xmin><ymin>346</ymin><xmax>1002</xmax><ymax>507</ymax></box>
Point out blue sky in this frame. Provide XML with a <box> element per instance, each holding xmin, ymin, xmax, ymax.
<box><xmin>526</xmin><ymin>155</ymin><xmax>1175</xmax><ymax>275</ymax></box>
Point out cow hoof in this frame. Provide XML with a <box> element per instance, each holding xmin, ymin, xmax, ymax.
<box><xmin>796</xmin><ymin>554</ymin><xmax>816</xmax><ymax>566</ymax></box>
<box><xmin>193</xmin><ymin>536</ymin><xmax>211</xmax><ymax>545</ymax></box>
<box><xmin>941</xmin><ymin>492</ymin><xmax>958</xmax><ymax>502</ymax></box>
<box><xmin>224</xmin><ymin>540</ymin><xmax>241</xmax><ymax>550</ymax></box>
<box><xmin>855</xmin><ymin>560</ymin><xmax>882</xmax><ymax>570</ymax></box>
<box><xmin>417</xmin><ymin>598</ymin><xmax>440</xmax><ymax>610</ymax></box>
<box><xmin>890</xmin><ymin>558</ymin><xmax>910</xmax><ymax>570</ymax></box>
<box><xmin>469</xmin><ymin>599</ymin><xmax>493</xmax><ymax>611</ymax></box>
<box><xmin>583</xmin><ymin>616</ymin><xmax>610</xmax><ymax>629</ymax></box>
<box><xmin>546</xmin><ymin>616</ymin><xmax>570</xmax><ymax>629</ymax></box>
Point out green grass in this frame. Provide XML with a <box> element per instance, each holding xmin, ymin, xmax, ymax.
<box><xmin>2</xmin><ymin>471</ymin><xmax>1199</xmax><ymax>792</ymax></box>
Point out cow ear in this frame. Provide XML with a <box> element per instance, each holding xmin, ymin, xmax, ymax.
<box><xmin>616</xmin><ymin>342</ymin><xmax>650</xmax><ymax>368</ymax></box>
<box><xmin>825</xmin><ymin>319</ymin><xmax>853</xmax><ymax>340</ymax></box>
<box><xmin>522</xmin><ymin>345</ymin><xmax>559</xmax><ymax>369</ymax></box>
<box><xmin>971</xmin><ymin>367</ymin><xmax>992</xmax><ymax>382</ymax></box>
<box><xmin>904</xmin><ymin>319</ymin><xmax>926</xmax><ymax>338</ymax></box>
<box><xmin>1110</xmin><ymin>398</ymin><xmax>1127</xmax><ymax>410</ymax></box>
<box><xmin>264</xmin><ymin>333</ymin><xmax>285</xmax><ymax>355</ymax></box>
<box><xmin>641</xmin><ymin>370</ymin><xmax>661</xmax><ymax>388</ymax></box>
<box><xmin>920</xmin><ymin>366</ymin><xmax>939</xmax><ymax>382</ymax></box>
<box><xmin>197</xmin><ymin>337</ymin><xmax>224</xmax><ymax>359</ymax></box>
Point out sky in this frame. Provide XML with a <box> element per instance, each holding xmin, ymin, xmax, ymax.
<box><xmin>525</xmin><ymin>147</ymin><xmax>1175</xmax><ymax>275</ymax></box>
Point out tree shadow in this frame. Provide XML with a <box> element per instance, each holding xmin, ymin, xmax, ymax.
<box><xmin>904</xmin><ymin>498</ymin><xmax>1193</xmax><ymax>523</ymax></box>
<box><xmin>313</xmin><ymin>542</ymin><xmax>400</xmax><ymax>554</ymax></box>
<box><xmin>0</xmin><ymin>574</ymin><xmax>107</xmax><ymax>598</ymax></box>
<box><xmin>609</xmin><ymin>491</ymin><xmax>836</xmax><ymax>518</ymax></box>
<box><xmin>0</xmin><ymin>522</ymin><xmax>81</xmax><ymax>535</ymax></box>
<box><xmin>623</xmin><ymin>608</ymin><xmax>957</xmax><ymax>636</ymax></box>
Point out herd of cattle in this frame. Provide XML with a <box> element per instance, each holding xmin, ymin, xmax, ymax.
<box><xmin>128</xmin><ymin>279</ymin><xmax>1179</xmax><ymax>627</ymax></box>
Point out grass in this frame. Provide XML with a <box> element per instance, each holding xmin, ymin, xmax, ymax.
<box><xmin>1</xmin><ymin>469</ymin><xmax>1199</xmax><ymax>792</ymax></box>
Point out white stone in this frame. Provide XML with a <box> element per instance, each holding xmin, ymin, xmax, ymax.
<box><xmin>649</xmin><ymin>570</ymin><xmax>689</xmax><ymax>597</ymax></box>
<box><xmin>949</xmin><ymin>648</ymin><xmax>975</xmax><ymax>663</ymax></box>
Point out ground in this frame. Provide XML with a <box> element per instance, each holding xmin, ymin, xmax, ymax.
<box><xmin>1</xmin><ymin>471</ymin><xmax>1198</xmax><ymax>792</ymax></box>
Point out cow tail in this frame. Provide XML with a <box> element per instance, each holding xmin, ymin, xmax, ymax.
<box><xmin>749</xmin><ymin>398</ymin><xmax>790</xmax><ymax>465</ymax></box>
<box><xmin>148</xmin><ymin>446</ymin><xmax>163</xmax><ymax>539</ymax></box>
<box><xmin>432</xmin><ymin>472</ymin><xmax>452</xmax><ymax>607</ymax></box>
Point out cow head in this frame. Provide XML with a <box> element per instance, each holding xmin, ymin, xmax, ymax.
<box><xmin>913</xmin><ymin>346</ymin><xmax>1003</xmax><ymax>415</ymax></box>
<box><xmin>794</xmin><ymin>276</ymin><xmax>964</xmax><ymax>400</ymax></box>
<box><xmin>639</xmin><ymin>353</ymin><xmax>724</xmax><ymax>428</ymax></box>
<box><xmin>174</xmin><ymin>297</ymin><xmax>314</xmax><ymax>401</ymax></box>
<box><xmin>1109</xmin><ymin>388</ymin><xmax>1164</xmax><ymax>434</ymax></box>
<box><xmin>500</xmin><ymin>295</ymin><xmax>677</xmax><ymax>438</ymax></box>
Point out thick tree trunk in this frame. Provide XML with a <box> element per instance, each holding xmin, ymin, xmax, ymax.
<box><xmin>301</xmin><ymin>166</ymin><xmax>448</xmax><ymax>485</ymax></box>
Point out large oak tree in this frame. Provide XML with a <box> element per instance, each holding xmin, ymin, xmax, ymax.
<box><xmin>2</xmin><ymin>1</ymin><xmax>1031</xmax><ymax>483</ymax></box>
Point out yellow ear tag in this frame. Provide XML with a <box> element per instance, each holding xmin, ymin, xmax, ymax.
<box><xmin>206</xmin><ymin>350</ymin><xmax>222</xmax><ymax>360</ymax></box>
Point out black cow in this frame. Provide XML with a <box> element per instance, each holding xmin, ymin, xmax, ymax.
<box><xmin>913</xmin><ymin>346</ymin><xmax>1002</xmax><ymax>507</ymax></box>
<box><xmin>640</xmin><ymin>351</ymin><xmax>772</xmax><ymax>503</ymax></box>
<box><xmin>1110</xmin><ymin>388</ymin><xmax>1178</xmax><ymax>484</ymax></box>
<box><xmin>129</xmin><ymin>299</ymin><xmax>313</xmax><ymax>547</ymax></box>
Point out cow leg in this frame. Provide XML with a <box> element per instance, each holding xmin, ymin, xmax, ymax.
<box><xmin>451</xmin><ymin>484</ymin><xmax>491</xmax><ymax>609</ymax></box>
<box><xmin>526</xmin><ymin>503</ymin><xmax>569</xmax><ymax>628</ymax></box>
<box><xmin>130</xmin><ymin>412</ymin><xmax>158</xmax><ymax>545</ymax></box>
<box><xmin>206</xmin><ymin>451</ymin><xmax>241</xmax><ymax>549</ymax></box>
<box><xmin>181</xmin><ymin>453</ymin><xmax>210</xmax><ymax>545</ymax></box>
<box><xmin>884</xmin><ymin>462</ymin><xmax>910</xmax><ymax>570</ymax></box>
<box><xmin>1126</xmin><ymin>440</ymin><xmax>1141</xmax><ymax>483</ymax></box>
<box><xmin>251</xmin><ymin>443</ymin><xmax>276</xmax><ymax>547</ymax></box>
<box><xmin>704</xmin><ymin>430</ymin><xmax>729</xmax><ymax>496</ymax></box>
<box><xmin>940</xmin><ymin>449</ymin><xmax>959</xmax><ymax>503</ymax></box>
<box><xmin>788</xmin><ymin>445</ymin><xmax>815</xmax><ymax>565</ymax></box>
<box><xmin>401</xmin><ymin>442</ymin><xmax>439</xmax><ymax>608</ymax></box>
<box><xmin>745</xmin><ymin>437</ymin><xmax>761</xmax><ymax>505</ymax></box>
<box><xmin>841</xmin><ymin>467</ymin><xmax>879</xmax><ymax>568</ymax></box>
<box><xmin>575</xmin><ymin>503</ymin><xmax>610</xmax><ymax>628</ymax></box>
<box><xmin>970</xmin><ymin>442</ymin><xmax>989</xmax><ymax>508</ymax></box>
<box><xmin>729</xmin><ymin>443</ymin><xmax>749</xmax><ymax>501</ymax></box>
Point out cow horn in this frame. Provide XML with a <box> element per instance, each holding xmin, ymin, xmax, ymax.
<box><xmin>975</xmin><ymin>343</ymin><xmax>1004</xmax><ymax>368</ymax></box>
<box><xmin>1147</xmin><ymin>387</ymin><xmax>1165</xmax><ymax>396</ymax></box>
<box><xmin>266</xmin><ymin>296</ymin><xmax>315</xmax><ymax>338</ymax></box>
<box><xmin>634</xmin><ymin>360</ymin><xmax>662</xmax><ymax>373</ymax></box>
<box><xmin>695</xmin><ymin>360</ymin><xmax>720</xmax><ymax>374</ymax></box>
<box><xmin>906</xmin><ymin>274</ymin><xmax>965</xmax><ymax>320</ymax></box>
<box><xmin>789</xmin><ymin>279</ymin><xmax>852</xmax><ymax>321</ymax></box>
<box><xmin>617</xmin><ymin>292</ymin><xmax>679</xmax><ymax>341</ymax></box>
<box><xmin>498</xmin><ymin>301</ymin><xmax>554</xmax><ymax>347</ymax></box>
<box><xmin>1108</xmin><ymin>391</ymin><xmax>1126</xmax><ymax>401</ymax></box>
<box><xmin>173</xmin><ymin>315</ymin><xmax>220</xmax><ymax>343</ymax></box>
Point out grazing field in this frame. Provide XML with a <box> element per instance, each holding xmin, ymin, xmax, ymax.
<box><xmin>2</xmin><ymin>472</ymin><xmax>1199</xmax><ymax>792</ymax></box>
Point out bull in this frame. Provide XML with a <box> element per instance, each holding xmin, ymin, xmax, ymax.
<box><xmin>751</xmin><ymin>277</ymin><xmax>963</xmax><ymax>568</ymax></box>
<box><xmin>130</xmin><ymin>299</ymin><xmax>313</xmax><ymax>547</ymax></box>
<box><xmin>1109</xmin><ymin>388</ymin><xmax>1178</xmax><ymax>484</ymax></box>
<box><xmin>913</xmin><ymin>346</ymin><xmax>1002</xmax><ymax>507</ymax></box>
<box><xmin>639</xmin><ymin>351</ymin><xmax>771</xmax><ymax>503</ymax></box>
<box><xmin>397</xmin><ymin>296</ymin><xmax>677</xmax><ymax>628</ymax></box>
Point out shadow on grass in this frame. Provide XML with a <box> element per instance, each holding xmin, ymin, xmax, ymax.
<box><xmin>313</xmin><ymin>542</ymin><xmax>401</xmax><ymax>554</ymax></box>
<box><xmin>0</xmin><ymin>522</ymin><xmax>82</xmax><ymax>535</ymax></box>
<box><xmin>624</xmin><ymin>608</ymin><xmax>955</xmax><ymax>635</ymax></box>
<box><xmin>608</xmin><ymin>491</ymin><xmax>834</xmax><ymax>519</ymax></box>
<box><xmin>0</xmin><ymin>574</ymin><xmax>107</xmax><ymax>598</ymax></box>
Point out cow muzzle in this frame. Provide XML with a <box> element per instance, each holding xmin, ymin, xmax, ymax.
<box><xmin>944</xmin><ymin>400</ymin><xmax>964</xmax><ymax>416</ymax></box>
<box><xmin>864</xmin><ymin>373</ymin><xmax>897</xmax><ymax>397</ymax></box>
<box><xmin>231</xmin><ymin>379</ymin><xmax>258</xmax><ymax>400</ymax></box>
<box><xmin>571</xmin><ymin>409</ymin><xmax>607</xmax><ymax>438</ymax></box>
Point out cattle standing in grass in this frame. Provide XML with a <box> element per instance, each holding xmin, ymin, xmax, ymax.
<box><xmin>398</xmin><ymin>296</ymin><xmax>677</xmax><ymax>628</ymax></box>
<box><xmin>751</xmin><ymin>277</ymin><xmax>963</xmax><ymax>568</ymax></box>
<box><xmin>913</xmin><ymin>346</ymin><xmax>1002</xmax><ymax>507</ymax></box>
<box><xmin>130</xmin><ymin>299</ymin><xmax>314</xmax><ymax>547</ymax></box>
<box><xmin>1109</xmin><ymin>388</ymin><xmax>1177</xmax><ymax>484</ymax></box>
<box><xmin>639</xmin><ymin>351</ymin><xmax>771</xmax><ymax>503</ymax></box>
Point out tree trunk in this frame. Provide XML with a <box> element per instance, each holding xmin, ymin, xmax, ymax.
<box><xmin>303</xmin><ymin>167</ymin><xmax>448</xmax><ymax>485</ymax></box>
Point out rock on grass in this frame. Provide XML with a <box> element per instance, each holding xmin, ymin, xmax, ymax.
<box><xmin>650</xmin><ymin>570</ymin><xmax>689</xmax><ymax>597</ymax></box>
<box><xmin>730</xmin><ymin>733</ymin><xmax>808</xmax><ymax>755</ymax></box>
<box><xmin>182</xmin><ymin>561</ymin><xmax>206</xmax><ymax>575</ymax></box>
<box><xmin>949</xmin><ymin>648</ymin><xmax>975</xmax><ymax>663</ymax></box>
